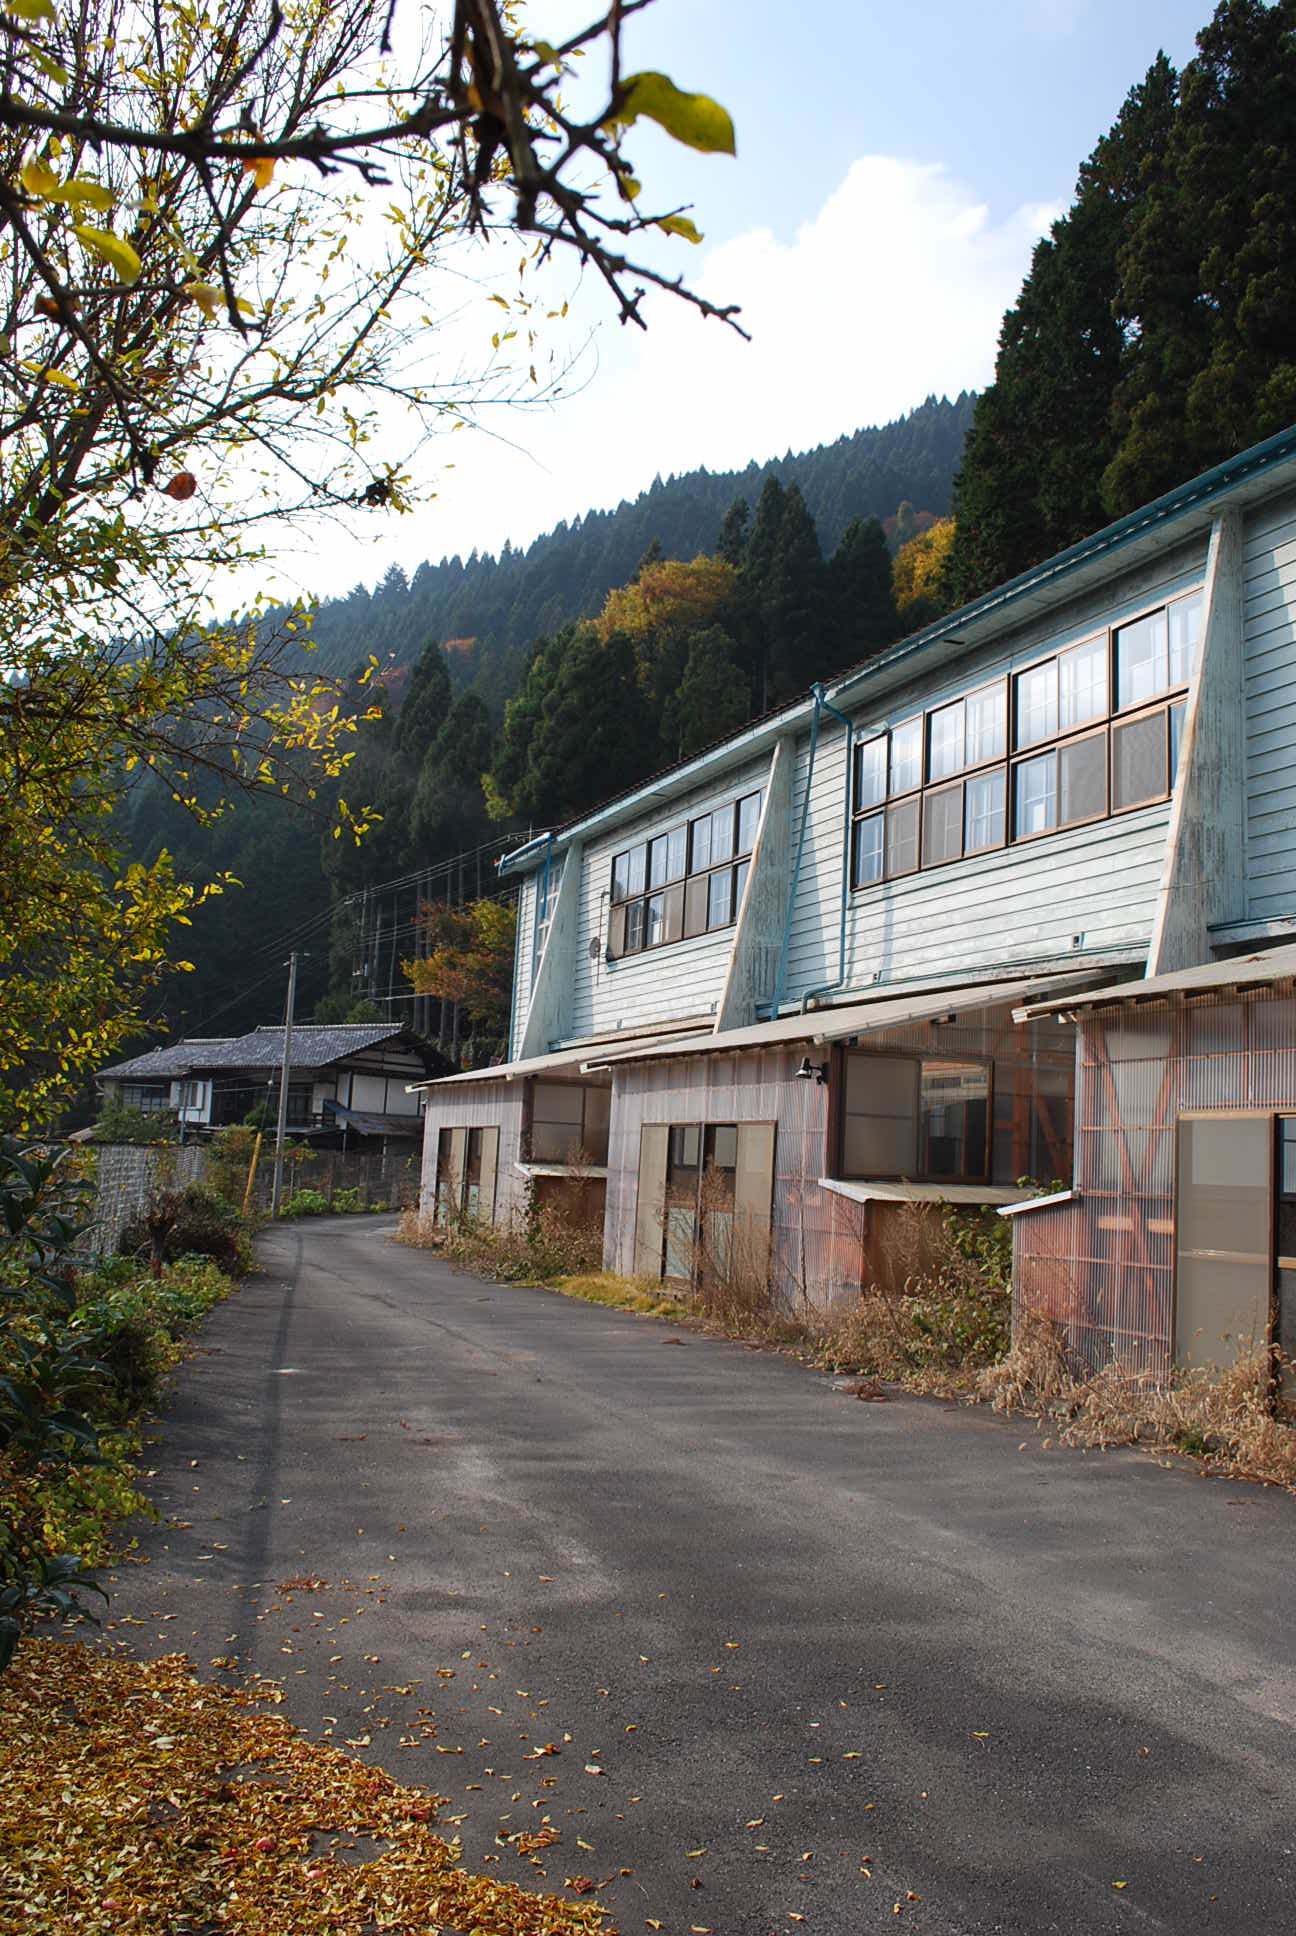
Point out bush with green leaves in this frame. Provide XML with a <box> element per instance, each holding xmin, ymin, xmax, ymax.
<box><xmin>1</xmin><ymin>1138</ymin><xmax>239</xmax><ymax>1673</ymax></box>
<box><xmin>281</xmin><ymin>1188</ymin><xmax>331</xmax><ymax>1219</ymax></box>
<box><xmin>0</xmin><ymin>1137</ymin><xmax>107</xmax><ymax>1669</ymax></box>
<box><xmin>89</xmin><ymin>1103</ymin><xmax>179</xmax><ymax>1146</ymax></box>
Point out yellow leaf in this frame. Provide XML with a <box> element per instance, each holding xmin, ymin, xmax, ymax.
<box><xmin>606</xmin><ymin>71</ymin><xmax>736</xmax><ymax>156</ymax></box>
<box><xmin>184</xmin><ymin>281</ymin><xmax>221</xmax><ymax>321</ymax></box>
<box><xmin>21</xmin><ymin>359</ymin><xmax>78</xmax><ymax>390</ymax></box>
<box><xmin>242</xmin><ymin>155</ymin><xmax>275</xmax><ymax>191</ymax></box>
<box><xmin>73</xmin><ymin>224</ymin><xmax>141</xmax><ymax>285</ymax></box>
<box><xmin>61</xmin><ymin>179</ymin><xmax>116</xmax><ymax>212</ymax></box>
<box><xmin>20</xmin><ymin>157</ymin><xmax>59</xmax><ymax>198</ymax></box>
<box><xmin>657</xmin><ymin>213</ymin><xmax>702</xmax><ymax>244</ymax></box>
<box><xmin>5</xmin><ymin>0</ymin><xmax>56</xmax><ymax>19</ymax></box>
<box><xmin>32</xmin><ymin>48</ymin><xmax>69</xmax><ymax>83</ymax></box>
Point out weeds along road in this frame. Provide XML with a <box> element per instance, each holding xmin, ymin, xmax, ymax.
<box><xmin>106</xmin><ymin>1216</ymin><xmax>1296</xmax><ymax>1936</ymax></box>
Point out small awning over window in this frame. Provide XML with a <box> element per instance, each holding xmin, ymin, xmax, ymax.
<box><xmin>322</xmin><ymin>1101</ymin><xmax>422</xmax><ymax>1138</ymax></box>
<box><xmin>819</xmin><ymin>1176</ymin><xmax>1032</xmax><ymax>1209</ymax></box>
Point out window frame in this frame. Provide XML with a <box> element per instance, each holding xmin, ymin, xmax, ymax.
<box><xmin>849</xmin><ymin>586</ymin><xmax>1203</xmax><ymax>891</ymax></box>
<box><xmin>608</xmin><ymin>786</ymin><xmax>763</xmax><ymax>962</ymax></box>
<box><xmin>838</xmin><ymin>1048</ymin><xmax>994</xmax><ymax>1185</ymax></box>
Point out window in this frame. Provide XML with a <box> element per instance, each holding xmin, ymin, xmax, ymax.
<box><xmin>966</xmin><ymin>683</ymin><xmax>1006</xmax><ymax>765</ymax></box>
<box><xmin>852</xmin><ymin>813</ymin><xmax>884</xmax><ymax>887</ymax></box>
<box><xmin>850</xmin><ymin>585</ymin><xmax>1202</xmax><ymax>888</ymax></box>
<box><xmin>928</xmin><ymin>700</ymin><xmax>963</xmax><ymax>782</ymax></box>
<box><xmin>1016</xmin><ymin>661</ymin><xmax>1056</xmax><ymax>748</ymax></box>
<box><xmin>1058</xmin><ymin>636</ymin><xmax>1106</xmax><ymax>729</ymax></box>
<box><xmin>885</xmin><ymin>798</ymin><xmax>920</xmax><ymax>877</ymax></box>
<box><xmin>855</xmin><ymin>736</ymin><xmax>887</xmax><ymax>809</ymax></box>
<box><xmin>922</xmin><ymin>783</ymin><xmax>963</xmax><ymax>869</ymax></box>
<box><xmin>841</xmin><ymin>1052</ymin><xmax>990</xmax><ymax>1182</ymax></box>
<box><xmin>609</xmin><ymin>787</ymin><xmax>763</xmax><ymax>960</ymax></box>
<box><xmin>707</xmin><ymin>869</ymin><xmax>733</xmax><ymax>929</ymax></box>
<box><xmin>1059</xmin><ymin>731</ymin><xmax>1107</xmax><ymax>824</ymax></box>
<box><xmin>1014</xmin><ymin>752</ymin><xmax>1056</xmax><ymax>837</ymax></box>
<box><xmin>529</xmin><ymin>1081</ymin><xmax>610</xmax><ymax>1165</ymax></box>
<box><xmin>1112</xmin><ymin>710</ymin><xmax>1167</xmax><ymax>810</ymax></box>
<box><xmin>122</xmin><ymin>1083</ymin><xmax>169</xmax><ymax>1112</ymax></box>
<box><xmin>890</xmin><ymin>717</ymin><xmax>923</xmax><ymax>794</ymax></box>
<box><xmin>965</xmin><ymin>769</ymin><xmax>1006</xmax><ymax>853</ymax></box>
<box><xmin>736</xmin><ymin>791</ymin><xmax>763</xmax><ymax>853</ymax></box>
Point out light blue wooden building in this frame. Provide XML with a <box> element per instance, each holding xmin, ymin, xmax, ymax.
<box><xmin>416</xmin><ymin>424</ymin><xmax>1296</xmax><ymax>1376</ymax></box>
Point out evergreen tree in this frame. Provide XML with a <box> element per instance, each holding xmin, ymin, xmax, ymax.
<box><xmin>484</xmin><ymin>630</ymin><xmax>570</xmax><ymax>822</ymax></box>
<box><xmin>392</xmin><ymin>640</ymin><xmax>453</xmax><ymax>758</ymax></box>
<box><xmin>944</xmin><ymin>53</ymin><xmax>1178</xmax><ymax>603</ymax></box>
<box><xmin>714</xmin><ymin>496</ymin><xmax>750</xmax><ymax>566</ymax></box>
<box><xmin>1104</xmin><ymin>0</ymin><xmax>1296</xmax><ymax>510</ymax></box>
<box><xmin>761</xmin><ymin>484</ymin><xmax>828</xmax><ymax>705</ymax></box>
<box><xmin>828</xmin><ymin>517</ymin><xmax>900</xmax><ymax>671</ymax></box>
<box><xmin>670</xmin><ymin>627</ymin><xmax>753</xmax><ymax>759</ymax></box>
<box><xmin>505</xmin><ymin>628</ymin><xmax>655</xmax><ymax>826</ymax></box>
<box><xmin>411</xmin><ymin>691</ymin><xmax>495</xmax><ymax>856</ymax></box>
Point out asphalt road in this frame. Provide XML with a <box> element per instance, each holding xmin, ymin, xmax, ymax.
<box><xmin>105</xmin><ymin>1216</ymin><xmax>1296</xmax><ymax>1935</ymax></box>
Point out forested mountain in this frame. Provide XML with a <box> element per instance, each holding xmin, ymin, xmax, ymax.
<box><xmin>280</xmin><ymin>394</ymin><xmax>974</xmax><ymax>704</ymax></box>
<box><xmin>945</xmin><ymin>0</ymin><xmax>1296</xmax><ymax>602</ymax></box>
<box><xmin>128</xmin><ymin>401</ymin><xmax>970</xmax><ymax>1048</ymax></box>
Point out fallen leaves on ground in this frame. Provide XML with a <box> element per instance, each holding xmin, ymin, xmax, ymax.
<box><xmin>0</xmin><ymin>1639</ymin><xmax>608</xmax><ymax>1935</ymax></box>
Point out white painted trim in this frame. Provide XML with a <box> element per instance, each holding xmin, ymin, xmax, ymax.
<box><xmin>513</xmin><ymin>1162</ymin><xmax>609</xmax><ymax>1180</ymax></box>
<box><xmin>997</xmin><ymin>1188</ymin><xmax>1078</xmax><ymax>1220</ymax></box>
<box><xmin>818</xmin><ymin>1176</ymin><xmax>1032</xmax><ymax>1208</ymax></box>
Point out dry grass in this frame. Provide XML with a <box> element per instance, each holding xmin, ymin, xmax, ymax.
<box><xmin>982</xmin><ymin>1319</ymin><xmax>1296</xmax><ymax>1488</ymax></box>
<box><xmin>550</xmin><ymin>1272</ymin><xmax>691</xmax><ymax>1318</ymax></box>
<box><xmin>394</xmin><ymin>1202</ymin><xmax>603</xmax><ymax>1284</ymax></box>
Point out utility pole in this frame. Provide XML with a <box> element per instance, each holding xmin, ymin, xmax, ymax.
<box><xmin>270</xmin><ymin>950</ymin><xmax>299</xmax><ymax>1219</ymax></box>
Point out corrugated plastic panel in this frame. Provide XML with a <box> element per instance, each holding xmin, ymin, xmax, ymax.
<box><xmin>1013</xmin><ymin>985</ymin><xmax>1296</xmax><ymax>1373</ymax></box>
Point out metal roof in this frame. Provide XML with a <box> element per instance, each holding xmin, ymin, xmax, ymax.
<box><xmin>100</xmin><ymin>1023</ymin><xmax>421</xmax><ymax>1081</ymax></box>
<box><xmin>1014</xmin><ymin>943</ymin><xmax>1296</xmax><ymax>1020</ymax></box>
<box><xmin>99</xmin><ymin>1038</ymin><xmax>236</xmax><ymax>1080</ymax></box>
<box><xmin>498</xmin><ymin>423</ymin><xmax>1296</xmax><ymax>879</ymax></box>
<box><xmin>585</xmin><ymin>968</ymin><xmax>1120</xmax><ymax>1068</ymax></box>
<box><xmin>409</xmin><ymin>1017</ymin><xmax>716</xmax><ymax>1091</ymax></box>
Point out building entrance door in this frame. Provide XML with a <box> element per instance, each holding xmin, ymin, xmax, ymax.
<box><xmin>1174</xmin><ymin>1115</ymin><xmax>1271</xmax><ymax>1372</ymax></box>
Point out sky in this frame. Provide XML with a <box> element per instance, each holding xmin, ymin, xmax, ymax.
<box><xmin>258</xmin><ymin>0</ymin><xmax>1213</xmax><ymax>607</ymax></box>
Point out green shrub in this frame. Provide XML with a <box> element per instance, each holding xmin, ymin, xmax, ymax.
<box><xmin>331</xmin><ymin>1186</ymin><xmax>361</xmax><ymax>1213</ymax></box>
<box><xmin>89</xmin><ymin>1103</ymin><xmax>178</xmax><ymax>1145</ymax></box>
<box><xmin>281</xmin><ymin>1188</ymin><xmax>330</xmax><ymax>1218</ymax></box>
<box><xmin>73</xmin><ymin>1256</ymin><xmax>232</xmax><ymax>1421</ymax></box>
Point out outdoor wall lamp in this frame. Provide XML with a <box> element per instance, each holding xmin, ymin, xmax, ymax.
<box><xmin>796</xmin><ymin>1057</ymin><xmax>829</xmax><ymax>1086</ymax></box>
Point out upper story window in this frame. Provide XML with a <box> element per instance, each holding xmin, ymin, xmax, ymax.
<box><xmin>850</xmin><ymin>587</ymin><xmax>1202</xmax><ymax>889</ymax></box>
<box><xmin>607</xmin><ymin>788</ymin><xmax>763</xmax><ymax>960</ymax></box>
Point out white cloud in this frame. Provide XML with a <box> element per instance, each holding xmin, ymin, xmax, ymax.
<box><xmin>259</xmin><ymin>156</ymin><xmax>1058</xmax><ymax>604</ymax></box>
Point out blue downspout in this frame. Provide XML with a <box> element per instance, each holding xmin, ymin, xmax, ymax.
<box><xmin>506</xmin><ymin>881</ymin><xmax>523</xmax><ymax>1061</ymax></box>
<box><xmin>771</xmin><ymin>690</ymin><xmax>823</xmax><ymax>1014</ymax></box>
<box><xmin>800</xmin><ymin>689</ymin><xmax>855</xmax><ymax>1011</ymax></box>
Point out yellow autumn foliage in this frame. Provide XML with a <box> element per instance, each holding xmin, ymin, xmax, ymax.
<box><xmin>893</xmin><ymin>517</ymin><xmax>956</xmax><ymax>616</ymax></box>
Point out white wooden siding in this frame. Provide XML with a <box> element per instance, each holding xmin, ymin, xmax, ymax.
<box><xmin>1243</xmin><ymin>491</ymin><xmax>1296</xmax><ymax>919</ymax></box>
<box><xmin>566</xmin><ymin>760</ymin><xmax>771</xmax><ymax>1040</ymax></box>
<box><xmin>782</xmin><ymin>552</ymin><xmax>1209</xmax><ymax>997</ymax></box>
